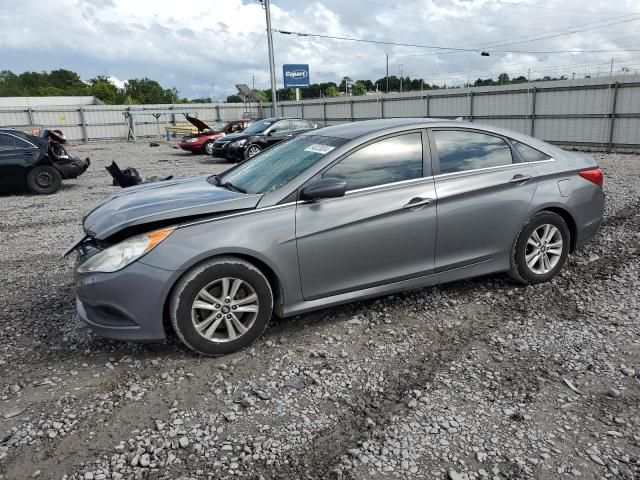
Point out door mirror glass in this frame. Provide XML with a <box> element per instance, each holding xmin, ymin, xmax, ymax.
<box><xmin>301</xmin><ymin>177</ymin><xmax>347</xmax><ymax>201</ymax></box>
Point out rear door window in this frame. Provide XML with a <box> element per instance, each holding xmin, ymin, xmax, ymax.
<box><xmin>292</xmin><ymin>120</ymin><xmax>311</xmax><ymax>131</ymax></box>
<box><xmin>0</xmin><ymin>134</ymin><xmax>15</xmax><ymax>151</ymax></box>
<box><xmin>15</xmin><ymin>137</ymin><xmax>34</xmax><ymax>149</ymax></box>
<box><xmin>270</xmin><ymin>120</ymin><xmax>291</xmax><ymax>133</ymax></box>
<box><xmin>432</xmin><ymin>130</ymin><xmax>513</xmax><ymax>174</ymax></box>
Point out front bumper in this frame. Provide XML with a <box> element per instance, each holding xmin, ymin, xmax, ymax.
<box><xmin>75</xmin><ymin>259</ymin><xmax>179</xmax><ymax>341</ymax></box>
<box><xmin>179</xmin><ymin>142</ymin><xmax>202</xmax><ymax>152</ymax></box>
<box><xmin>212</xmin><ymin>142</ymin><xmax>243</xmax><ymax>160</ymax></box>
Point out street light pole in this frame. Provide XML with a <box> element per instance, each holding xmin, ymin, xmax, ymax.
<box><xmin>262</xmin><ymin>0</ymin><xmax>278</xmax><ymax>117</ymax></box>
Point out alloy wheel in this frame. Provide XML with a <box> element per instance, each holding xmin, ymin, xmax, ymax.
<box><xmin>191</xmin><ymin>277</ymin><xmax>259</xmax><ymax>342</ymax></box>
<box><xmin>205</xmin><ymin>142</ymin><xmax>214</xmax><ymax>155</ymax></box>
<box><xmin>247</xmin><ymin>145</ymin><xmax>261</xmax><ymax>157</ymax></box>
<box><xmin>525</xmin><ymin>224</ymin><xmax>563</xmax><ymax>275</ymax></box>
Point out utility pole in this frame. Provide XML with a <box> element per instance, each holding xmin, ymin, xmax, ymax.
<box><xmin>386</xmin><ymin>53</ymin><xmax>389</xmax><ymax>93</ymax></box>
<box><xmin>609</xmin><ymin>58</ymin><xmax>614</xmax><ymax>79</ymax></box>
<box><xmin>260</xmin><ymin>0</ymin><xmax>278</xmax><ymax>116</ymax></box>
<box><xmin>399</xmin><ymin>64</ymin><xmax>403</xmax><ymax>93</ymax></box>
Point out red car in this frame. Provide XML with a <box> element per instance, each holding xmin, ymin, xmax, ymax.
<box><xmin>179</xmin><ymin>117</ymin><xmax>253</xmax><ymax>155</ymax></box>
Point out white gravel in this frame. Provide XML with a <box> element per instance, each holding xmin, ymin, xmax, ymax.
<box><xmin>0</xmin><ymin>141</ymin><xmax>638</xmax><ymax>480</ymax></box>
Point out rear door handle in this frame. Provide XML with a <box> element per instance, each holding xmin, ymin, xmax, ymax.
<box><xmin>403</xmin><ymin>197</ymin><xmax>434</xmax><ymax>210</ymax></box>
<box><xmin>509</xmin><ymin>174</ymin><xmax>532</xmax><ymax>184</ymax></box>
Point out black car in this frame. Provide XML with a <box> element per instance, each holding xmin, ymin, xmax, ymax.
<box><xmin>211</xmin><ymin>117</ymin><xmax>317</xmax><ymax>161</ymax></box>
<box><xmin>0</xmin><ymin>129</ymin><xmax>90</xmax><ymax>194</ymax></box>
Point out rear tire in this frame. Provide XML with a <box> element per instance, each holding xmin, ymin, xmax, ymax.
<box><xmin>169</xmin><ymin>257</ymin><xmax>273</xmax><ymax>356</ymax></box>
<box><xmin>509</xmin><ymin>211</ymin><xmax>570</xmax><ymax>285</ymax></box>
<box><xmin>26</xmin><ymin>165</ymin><xmax>62</xmax><ymax>194</ymax></box>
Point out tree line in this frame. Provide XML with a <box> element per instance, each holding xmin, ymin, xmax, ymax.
<box><xmin>0</xmin><ymin>68</ymin><xmax>575</xmax><ymax>105</ymax></box>
<box><xmin>0</xmin><ymin>70</ymin><xmax>211</xmax><ymax>104</ymax></box>
<box><xmin>227</xmin><ymin>72</ymin><xmax>574</xmax><ymax>103</ymax></box>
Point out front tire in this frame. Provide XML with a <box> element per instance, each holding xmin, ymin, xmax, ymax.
<box><xmin>203</xmin><ymin>141</ymin><xmax>214</xmax><ymax>155</ymax></box>
<box><xmin>26</xmin><ymin>165</ymin><xmax>62</xmax><ymax>194</ymax></box>
<box><xmin>169</xmin><ymin>257</ymin><xmax>274</xmax><ymax>356</ymax></box>
<box><xmin>245</xmin><ymin>144</ymin><xmax>262</xmax><ymax>159</ymax></box>
<box><xmin>509</xmin><ymin>211</ymin><xmax>570</xmax><ymax>285</ymax></box>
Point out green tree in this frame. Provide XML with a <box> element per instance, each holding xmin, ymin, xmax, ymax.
<box><xmin>123</xmin><ymin>78</ymin><xmax>174</xmax><ymax>104</ymax></box>
<box><xmin>497</xmin><ymin>73</ymin><xmax>510</xmax><ymax>85</ymax></box>
<box><xmin>351</xmin><ymin>81</ymin><xmax>367</xmax><ymax>96</ymax></box>
<box><xmin>90</xmin><ymin>77</ymin><xmax>119</xmax><ymax>104</ymax></box>
<box><xmin>324</xmin><ymin>85</ymin><xmax>340</xmax><ymax>97</ymax></box>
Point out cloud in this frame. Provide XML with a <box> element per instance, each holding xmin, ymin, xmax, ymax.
<box><xmin>108</xmin><ymin>76</ymin><xmax>126</xmax><ymax>89</ymax></box>
<box><xmin>1</xmin><ymin>0</ymin><xmax>639</xmax><ymax>99</ymax></box>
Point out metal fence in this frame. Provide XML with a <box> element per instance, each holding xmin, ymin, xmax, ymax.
<box><xmin>1</xmin><ymin>75</ymin><xmax>639</xmax><ymax>151</ymax></box>
<box><xmin>276</xmin><ymin>75</ymin><xmax>640</xmax><ymax>152</ymax></box>
<box><xmin>0</xmin><ymin>103</ymin><xmax>261</xmax><ymax>143</ymax></box>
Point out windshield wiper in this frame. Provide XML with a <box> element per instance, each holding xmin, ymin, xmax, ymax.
<box><xmin>222</xmin><ymin>181</ymin><xmax>247</xmax><ymax>194</ymax></box>
<box><xmin>207</xmin><ymin>174</ymin><xmax>246</xmax><ymax>193</ymax></box>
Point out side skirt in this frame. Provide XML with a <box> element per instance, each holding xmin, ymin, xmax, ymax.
<box><xmin>281</xmin><ymin>254</ymin><xmax>507</xmax><ymax>318</ymax></box>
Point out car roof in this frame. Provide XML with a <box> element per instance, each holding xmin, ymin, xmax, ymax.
<box><xmin>259</xmin><ymin>117</ymin><xmax>307</xmax><ymax>122</ymax></box>
<box><xmin>0</xmin><ymin>128</ymin><xmax>27</xmax><ymax>137</ymax></box>
<box><xmin>310</xmin><ymin>118</ymin><xmax>449</xmax><ymax>140</ymax></box>
<box><xmin>307</xmin><ymin>117</ymin><xmax>558</xmax><ymax>150</ymax></box>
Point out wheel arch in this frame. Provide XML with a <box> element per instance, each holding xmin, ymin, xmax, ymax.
<box><xmin>161</xmin><ymin>252</ymin><xmax>284</xmax><ymax>337</ymax></box>
<box><xmin>535</xmin><ymin>205</ymin><xmax>578</xmax><ymax>253</ymax></box>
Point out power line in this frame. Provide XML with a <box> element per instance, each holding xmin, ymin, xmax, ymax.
<box><xmin>472</xmin><ymin>16</ymin><xmax>640</xmax><ymax>50</ymax></box>
<box><xmin>390</xmin><ymin>33</ymin><xmax>640</xmax><ymax>60</ymax></box>
<box><xmin>352</xmin><ymin>1</ymin><xmax>640</xmax><ymax>55</ymax></box>
<box><xmin>274</xmin><ymin>28</ymin><xmax>640</xmax><ymax>55</ymax></box>
<box><xmin>490</xmin><ymin>1</ymin><xmax>639</xmax><ymax>15</ymax></box>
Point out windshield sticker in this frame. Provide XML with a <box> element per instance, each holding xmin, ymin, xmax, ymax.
<box><xmin>304</xmin><ymin>144</ymin><xmax>336</xmax><ymax>154</ymax></box>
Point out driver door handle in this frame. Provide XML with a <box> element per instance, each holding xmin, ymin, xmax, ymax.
<box><xmin>510</xmin><ymin>174</ymin><xmax>532</xmax><ymax>184</ymax></box>
<box><xmin>403</xmin><ymin>197</ymin><xmax>434</xmax><ymax>210</ymax></box>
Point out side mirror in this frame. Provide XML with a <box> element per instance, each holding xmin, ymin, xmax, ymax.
<box><xmin>300</xmin><ymin>177</ymin><xmax>347</xmax><ymax>201</ymax></box>
<box><xmin>266</xmin><ymin>130</ymin><xmax>273</xmax><ymax>136</ymax></box>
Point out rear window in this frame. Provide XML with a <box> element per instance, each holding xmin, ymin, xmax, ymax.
<box><xmin>513</xmin><ymin>141</ymin><xmax>550</xmax><ymax>162</ymax></box>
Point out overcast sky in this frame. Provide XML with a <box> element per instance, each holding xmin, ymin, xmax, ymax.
<box><xmin>1</xmin><ymin>0</ymin><xmax>640</xmax><ymax>99</ymax></box>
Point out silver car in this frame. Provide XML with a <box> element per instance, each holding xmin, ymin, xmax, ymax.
<box><xmin>68</xmin><ymin>118</ymin><xmax>605</xmax><ymax>356</ymax></box>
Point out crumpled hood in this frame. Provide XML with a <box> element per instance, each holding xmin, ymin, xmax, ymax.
<box><xmin>83</xmin><ymin>176</ymin><xmax>261</xmax><ymax>240</ymax></box>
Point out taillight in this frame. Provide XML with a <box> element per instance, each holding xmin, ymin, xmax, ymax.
<box><xmin>578</xmin><ymin>168</ymin><xmax>603</xmax><ymax>187</ymax></box>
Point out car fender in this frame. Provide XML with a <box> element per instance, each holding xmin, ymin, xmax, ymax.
<box><xmin>139</xmin><ymin>204</ymin><xmax>303</xmax><ymax>306</ymax></box>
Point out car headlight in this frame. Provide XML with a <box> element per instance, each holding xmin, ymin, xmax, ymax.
<box><xmin>185</xmin><ymin>138</ymin><xmax>199</xmax><ymax>143</ymax></box>
<box><xmin>231</xmin><ymin>139</ymin><xmax>247</xmax><ymax>147</ymax></box>
<box><xmin>77</xmin><ymin>228</ymin><xmax>175</xmax><ymax>273</ymax></box>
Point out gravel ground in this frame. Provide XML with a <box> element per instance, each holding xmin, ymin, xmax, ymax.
<box><xmin>0</xmin><ymin>140</ymin><xmax>638</xmax><ymax>480</ymax></box>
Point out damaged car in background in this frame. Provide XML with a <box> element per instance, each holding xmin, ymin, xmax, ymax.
<box><xmin>0</xmin><ymin>128</ymin><xmax>90</xmax><ymax>194</ymax></box>
<box><xmin>65</xmin><ymin>118</ymin><xmax>604</xmax><ymax>356</ymax></box>
<box><xmin>178</xmin><ymin>116</ymin><xmax>253</xmax><ymax>155</ymax></box>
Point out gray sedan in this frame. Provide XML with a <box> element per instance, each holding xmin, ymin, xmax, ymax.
<box><xmin>69</xmin><ymin>118</ymin><xmax>604</xmax><ymax>356</ymax></box>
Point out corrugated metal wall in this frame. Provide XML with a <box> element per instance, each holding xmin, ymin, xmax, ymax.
<box><xmin>1</xmin><ymin>75</ymin><xmax>639</xmax><ymax>151</ymax></box>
